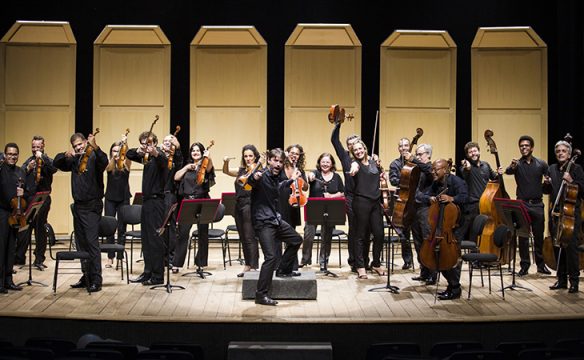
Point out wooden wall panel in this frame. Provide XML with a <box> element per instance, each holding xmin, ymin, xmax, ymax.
<box><xmin>1</xmin><ymin>21</ymin><xmax>76</xmax><ymax>235</ymax></box>
<box><xmin>380</xmin><ymin>31</ymin><xmax>456</xmax><ymax>164</ymax></box>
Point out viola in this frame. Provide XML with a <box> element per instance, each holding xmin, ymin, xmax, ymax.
<box><xmin>328</xmin><ymin>104</ymin><xmax>354</xmax><ymax>125</ymax></box>
<box><xmin>167</xmin><ymin>125</ymin><xmax>181</xmax><ymax>170</ymax></box>
<box><xmin>237</xmin><ymin>153</ymin><xmax>265</xmax><ymax>191</ymax></box>
<box><xmin>419</xmin><ymin>186</ymin><xmax>461</xmax><ymax>271</ymax></box>
<box><xmin>78</xmin><ymin>128</ymin><xmax>100</xmax><ymax>173</ymax></box>
<box><xmin>143</xmin><ymin>115</ymin><xmax>159</xmax><ymax>164</ymax></box>
<box><xmin>288</xmin><ymin>161</ymin><xmax>307</xmax><ymax>208</ymax></box>
<box><xmin>117</xmin><ymin>128</ymin><xmax>130</xmax><ymax>170</ymax></box>
<box><xmin>35</xmin><ymin>155</ymin><xmax>43</xmax><ymax>184</ymax></box>
<box><xmin>392</xmin><ymin>128</ymin><xmax>424</xmax><ymax>228</ymax></box>
<box><xmin>479</xmin><ymin>129</ymin><xmax>511</xmax><ymax>264</ymax></box>
<box><xmin>196</xmin><ymin>140</ymin><xmax>214</xmax><ymax>185</ymax></box>
<box><xmin>8</xmin><ymin>178</ymin><xmax>27</xmax><ymax>229</ymax></box>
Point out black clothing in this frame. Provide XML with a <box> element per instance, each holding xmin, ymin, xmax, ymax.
<box><xmin>460</xmin><ymin>160</ymin><xmax>498</xmax><ymax>203</ymax></box>
<box><xmin>388</xmin><ymin>156</ymin><xmax>416</xmax><ymax>264</ymax></box>
<box><xmin>163</xmin><ymin>149</ymin><xmax>182</xmax><ymax>265</ymax></box>
<box><xmin>278</xmin><ymin>169</ymin><xmax>305</xmax><ymax>227</ymax></box>
<box><xmin>234</xmin><ymin>168</ymin><xmax>259</xmax><ymax>269</ymax></box>
<box><xmin>409</xmin><ymin>160</ymin><xmax>434</xmax><ymax>278</ymax></box>
<box><xmin>105</xmin><ymin>168</ymin><xmax>131</xmax><ymax>202</ymax></box>
<box><xmin>54</xmin><ymin>148</ymin><xmax>108</xmax><ymax>202</ymax></box>
<box><xmin>126</xmin><ymin>148</ymin><xmax>168</xmax><ymax>199</ymax></box>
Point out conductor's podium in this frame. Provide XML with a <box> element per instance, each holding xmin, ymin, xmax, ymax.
<box><xmin>242</xmin><ymin>271</ymin><xmax>317</xmax><ymax>300</ymax></box>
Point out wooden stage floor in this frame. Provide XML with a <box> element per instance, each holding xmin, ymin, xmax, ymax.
<box><xmin>2</xmin><ymin>241</ymin><xmax>583</xmax><ymax>325</ymax></box>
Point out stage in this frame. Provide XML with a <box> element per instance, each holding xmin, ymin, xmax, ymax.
<box><xmin>1</xmin><ymin>240</ymin><xmax>583</xmax><ymax>358</ymax></box>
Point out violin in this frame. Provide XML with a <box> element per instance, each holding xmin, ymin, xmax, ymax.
<box><xmin>35</xmin><ymin>155</ymin><xmax>43</xmax><ymax>184</ymax></box>
<box><xmin>237</xmin><ymin>153</ymin><xmax>265</xmax><ymax>191</ymax></box>
<box><xmin>143</xmin><ymin>115</ymin><xmax>159</xmax><ymax>164</ymax></box>
<box><xmin>78</xmin><ymin>128</ymin><xmax>100</xmax><ymax>173</ymax></box>
<box><xmin>167</xmin><ymin>125</ymin><xmax>181</xmax><ymax>170</ymax></box>
<box><xmin>328</xmin><ymin>104</ymin><xmax>354</xmax><ymax>125</ymax></box>
<box><xmin>288</xmin><ymin>161</ymin><xmax>307</xmax><ymax>208</ymax></box>
<box><xmin>117</xmin><ymin>128</ymin><xmax>130</xmax><ymax>170</ymax></box>
<box><xmin>392</xmin><ymin>128</ymin><xmax>424</xmax><ymax>228</ymax></box>
<box><xmin>196</xmin><ymin>140</ymin><xmax>214</xmax><ymax>185</ymax></box>
<box><xmin>8</xmin><ymin>178</ymin><xmax>27</xmax><ymax>229</ymax></box>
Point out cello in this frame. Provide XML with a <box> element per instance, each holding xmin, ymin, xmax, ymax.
<box><xmin>196</xmin><ymin>140</ymin><xmax>214</xmax><ymax>185</ymax></box>
<box><xmin>392</xmin><ymin>128</ymin><xmax>424</xmax><ymax>228</ymax></box>
<box><xmin>479</xmin><ymin>129</ymin><xmax>511</xmax><ymax>263</ymax></box>
<box><xmin>78</xmin><ymin>128</ymin><xmax>100</xmax><ymax>173</ymax></box>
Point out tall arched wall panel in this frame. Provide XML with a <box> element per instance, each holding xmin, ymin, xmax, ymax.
<box><xmin>0</xmin><ymin>21</ymin><xmax>76</xmax><ymax>235</ymax></box>
<box><xmin>380</xmin><ymin>31</ymin><xmax>456</xmax><ymax>169</ymax></box>
<box><xmin>93</xmin><ymin>25</ymin><xmax>171</xmax><ymax>236</ymax></box>
<box><xmin>471</xmin><ymin>27</ymin><xmax>548</xmax><ymax>204</ymax></box>
<box><xmin>285</xmin><ymin>24</ymin><xmax>361</xmax><ymax>169</ymax></box>
<box><xmin>190</xmin><ymin>26</ymin><xmax>267</xmax><ymax>211</ymax></box>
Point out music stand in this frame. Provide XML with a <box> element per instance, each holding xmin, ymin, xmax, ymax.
<box><xmin>17</xmin><ymin>191</ymin><xmax>50</xmax><ymax>287</ymax></box>
<box><xmin>178</xmin><ymin>198</ymin><xmax>220</xmax><ymax>279</ymax></box>
<box><xmin>153</xmin><ymin>203</ymin><xmax>183</xmax><ymax>293</ymax></box>
<box><xmin>132</xmin><ymin>192</ymin><xmax>143</xmax><ymax>205</ymax></box>
<box><xmin>221</xmin><ymin>192</ymin><xmax>243</xmax><ymax>265</ymax></box>
<box><xmin>304</xmin><ymin>197</ymin><xmax>346</xmax><ymax>277</ymax></box>
<box><xmin>494</xmin><ymin>198</ymin><xmax>532</xmax><ymax>292</ymax></box>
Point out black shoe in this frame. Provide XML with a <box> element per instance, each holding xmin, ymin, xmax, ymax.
<box><xmin>299</xmin><ymin>262</ymin><xmax>311</xmax><ymax>268</ymax></box>
<box><xmin>143</xmin><ymin>278</ymin><xmax>164</xmax><ymax>286</ymax></box>
<box><xmin>70</xmin><ymin>277</ymin><xmax>87</xmax><ymax>289</ymax></box>
<box><xmin>437</xmin><ymin>288</ymin><xmax>451</xmax><ymax>296</ymax></box>
<box><xmin>276</xmin><ymin>271</ymin><xmax>301</xmax><ymax>278</ymax></box>
<box><xmin>549</xmin><ymin>281</ymin><xmax>568</xmax><ymax>290</ymax></box>
<box><xmin>34</xmin><ymin>262</ymin><xmax>48</xmax><ymax>269</ymax></box>
<box><xmin>438</xmin><ymin>289</ymin><xmax>461</xmax><ymax>300</ymax></box>
<box><xmin>412</xmin><ymin>275</ymin><xmax>427</xmax><ymax>282</ymax></box>
<box><xmin>255</xmin><ymin>294</ymin><xmax>278</xmax><ymax>306</ymax></box>
<box><xmin>517</xmin><ymin>268</ymin><xmax>529</xmax><ymax>277</ymax></box>
<box><xmin>320</xmin><ymin>265</ymin><xmax>326</xmax><ymax>272</ymax></box>
<box><xmin>237</xmin><ymin>272</ymin><xmax>245</xmax><ymax>278</ymax></box>
<box><xmin>569</xmin><ymin>284</ymin><xmax>579</xmax><ymax>293</ymax></box>
<box><xmin>33</xmin><ymin>263</ymin><xmax>45</xmax><ymax>271</ymax></box>
<box><xmin>425</xmin><ymin>278</ymin><xmax>437</xmax><ymax>286</ymax></box>
<box><xmin>130</xmin><ymin>273</ymin><xmax>151</xmax><ymax>283</ymax></box>
<box><xmin>402</xmin><ymin>262</ymin><xmax>412</xmax><ymax>270</ymax></box>
<box><xmin>537</xmin><ymin>266</ymin><xmax>551</xmax><ymax>275</ymax></box>
<box><xmin>0</xmin><ymin>287</ymin><xmax>7</xmax><ymax>294</ymax></box>
<box><xmin>87</xmin><ymin>284</ymin><xmax>102</xmax><ymax>293</ymax></box>
<box><xmin>6</xmin><ymin>282</ymin><xmax>22</xmax><ymax>291</ymax></box>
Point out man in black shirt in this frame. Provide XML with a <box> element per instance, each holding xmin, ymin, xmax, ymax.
<box><xmin>54</xmin><ymin>133</ymin><xmax>108</xmax><ymax>292</ymax></box>
<box><xmin>126</xmin><ymin>131</ymin><xmax>168</xmax><ymax>286</ymax></box>
<box><xmin>505</xmin><ymin>135</ymin><xmax>551</xmax><ymax>276</ymax></box>
<box><xmin>0</xmin><ymin>143</ymin><xmax>28</xmax><ymax>292</ymax></box>
<box><xmin>15</xmin><ymin>136</ymin><xmax>57</xmax><ymax>269</ymax></box>
<box><xmin>249</xmin><ymin>148</ymin><xmax>302</xmax><ymax>306</ymax></box>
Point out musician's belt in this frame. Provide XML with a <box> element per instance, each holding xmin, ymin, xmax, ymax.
<box><xmin>522</xmin><ymin>198</ymin><xmax>542</xmax><ymax>204</ymax></box>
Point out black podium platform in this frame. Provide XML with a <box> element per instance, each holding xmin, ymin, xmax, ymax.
<box><xmin>241</xmin><ymin>271</ymin><xmax>317</xmax><ymax>300</ymax></box>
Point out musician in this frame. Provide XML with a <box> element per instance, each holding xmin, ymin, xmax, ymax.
<box><xmin>174</xmin><ymin>142</ymin><xmax>215</xmax><ymax>273</ymax></box>
<box><xmin>349</xmin><ymin>140</ymin><xmax>386</xmax><ymax>279</ymax></box>
<box><xmin>103</xmin><ymin>139</ymin><xmax>132</xmax><ymax>268</ymax></box>
<box><xmin>222</xmin><ymin>145</ymin><xmax>261</xmax><ymax>277</ymax></box>
<box><xmin>15</xmin><ymin>136</ymin><xmax>57</xmax><ymax>270</ymax></box>
<box><xmin>505</xmin><ymin>135</ymin><xmax>551</xmax><ymax>276</ymax></box>
<box><xmin>543</xmin><ymin>140</ymin><xmax>584</xmax><ymax>293</ymax></box>
<box><xmin>418</xmin><ymin>159</ymin><xmax>468</xmax><ymax>300</ymax></box>
<box><xmin>331</xmin><ymin>122</ymin><xmax>362</xmax><ymax>272</ymax></box>
<box><xmin>458</xmin><ymin>142</ymin><xmax>501</xmax><ymax>239</ymax></box>
<box><xmin>388</xmin><ymin>137</ymin><xmax>416</xmax><ymax>270</ymax></box>
<box><xmin>54</xmin><ymin>133</ymin><xmax>108</xmax><ymax>292</ymax></box>
<box><xmin>161</xmin><ymin>134</ymin><xmax>182</xmax><ymax>271</ymax></box>
<box><xmin>409</xmin><ymin>144</ymin><xmax>436</xmax><ymax>285</ymax></box>
<box><xmin>248</xmin><ymin>148</ymin><xmax>302</xmax><ymax>306</ymax></box>
<box><xmin>282</xmin><ymin>144</ymin><xmax>308</xmax><ymax>229</ymax></box>
<box><xmin>0</xmin><ymin>143</ymin><xmax>28</xmax><ymax>292</ymax></box>
<box><xmin>126</xmin><ymin>131</ymin><xmax>167</xmax><ymax>285</ymax></box>
<box><xmin>301</xmin><ymin>153</ymin><xmax>345</xmax><ymax>271</ymax></box>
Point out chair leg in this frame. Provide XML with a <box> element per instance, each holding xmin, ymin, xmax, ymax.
<box><xmin>487</xmin><ymin>266</ymin><xmax>492</xmax><ymax>294</ymax></box>
<box><xmin>467</xmin><ymin>263</ymin><xmax>474</xmax><ymax>300</ymax></box>
<box><xmin>130</xmin><ymin>239</ymin><xmax>133</xmax><ymax>274</ymax></box>
<box><xmin>499</xmin><ymin>264</ymin><xmax>505</xmax><ymax>299</ymax></box>
<box><xmin>480</xmin><ymin>265</ymin><xmax>484</xmax><ymax>287</ymax></box>
<box><xmin>52</xmin><ymin>258</ymin><xmax>59</xmax><ymax>294</ymax></box>
<box><xmin>226</xmin><ymin>237</ymin><xmax>232</xmax><ymax>266</ymax></box>
<box><xmin>187</xmin><ymin>235</ymin><xmax>192</xmax><ymax>269</ymax></box>
<box><xmin>124</xmin><ymin>250</ymin><xmax>130</xmax><ymax>284</ymax></box>
<box><xmin>221</xmin><ymin>237</ymin><xmax>227</xmax><ymax>270</ymax></box>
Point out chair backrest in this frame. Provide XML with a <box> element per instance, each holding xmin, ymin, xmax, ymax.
<box><xmin>493</xmin><ymin>225</ymin><xmax>511</xmax><ymax>249</ymax></box>
<box><xmin>68</xmin><ymin>348</ymin><xmax>125</xmax><ymax>360</ymax></box>
<box><xmin>120</xmin><ymin>204</ymin><xmax>142</xmax><ymax>226</ymax></box>
<box><xmin>213</xmin><ymin>203</ymin><xmax>225</xmax><ymax>223</ymax></box>
<box><xmin>136</xmin><ymin>349</ymin><xmax>195</xmax><ymax>360</ymax></box>
<box><xmin>366</xmin><ymin>342</ymin><xmax>421</xmax><ymax>360</ymax></box>
<box><xmin>150</xmin><ymin>342</ymin><xmax>204</xmax><ymax>360</ymax></box>
<box><xmin>470</xmin><ymin>214</ymin><xmax>489</xmax><ymax>243</ymax></box>
<box><xmin>496</xmin><ymin>341</ymin><xmax>547</xmax><ymax>358</ymax></box>
<box><xmin>429</xmin><ymin>341</ymin><xmax>483</xmax><ymax>358</ymax></box>
<box><xmin>86</xmin><ymin>341</ymin><xmax>139</xmax><ymax>360</ymax></box>
<box><xmin>25</xmin><ymin>337</ymin><xmax>76</xmax><ymax>356</ymax></box>
<box><xmin>98</xmin><ymin>216</ymin><xmax>118</xmax><ymax>238</ymax></box>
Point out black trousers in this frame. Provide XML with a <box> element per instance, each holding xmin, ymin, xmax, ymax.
<box><xmin>553</xmin><ymin>211</ymin><xmax>581</xmax><ymax>284</ymax></box>
<box><xmin>234</xmin><ymin>198</ymin><xmax>259</xmax><ymax>269</ymax></box>
<box><xmin>175</xmin><ymin>223</ymin><xmax>209</xmax><ymax>268</ymax></box>
<box><xmin>141</xmin><ymin>197</ymin><xmax>165</xmax><ymax>280</ymax></box>
<box><xmin>0</xmin><ymin>208</ymin><xmax>18</xmax><ymax>287</ymax></box>
<box><xmin>518</xmin><ymin>201</ymin><xmax>545</xmax><ymax>270</ymax></box>
<box><xmin>256</xmin><ymin>220</ymin><xmax>302</xmax><ymax>297</ymax></box>
<box><xmin>302</xmin><ymin>223</ymin><xmax>334</xmax><ymax>266</ymax></box>
<box><xmin>104</xmin><ymin>198</ymin><xmax>129</xmax><ymax>259</ymax></box>
<box><xmin>411</xmin><ymin>205</ymin><xmax>436</xmax><ymax>280</ymax></box>
<box><xmin>399</xmin><ymin>226</ymin><xmax>413</xmax><ymax>264</ymax></box>
<box><xmin>353</xmin><ymin>195</ymin><xmax>384</xmax><ymax>269</ymax></box>
<box><xmin>457</xmin><ymin>201</ymin><xmax>480</xmax><ymax>242</ymax></box>
<box><xmin>73</xmin><ymin>200</ymin><xmax>102</xmax><ymax>286</ymax></box>
<box><xmin>16</xmin><ymin>196</ymin><xmax>52</xmax><ymax>265</ymax></box>
<box><xmin>163</xmin><ymin>193</ymin><xmax>178</xmax><ymax>263</ymax></box>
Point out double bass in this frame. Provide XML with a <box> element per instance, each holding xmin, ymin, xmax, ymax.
<box><xmin>479</xmin><ymin>129</ymin><xmax>511</xmax><ymax>263</ymax></box>
<box><xmin>392</xmin><ymin>128</ymin><xmax>424</xmax><ymax>228</ymax></box>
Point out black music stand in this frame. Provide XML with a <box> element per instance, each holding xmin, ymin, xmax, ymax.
<box><xmin>370</xmin><ymin>216</ymin><xmax>401</xmax><ymax>294</ymax></box>
<box><xmin>178</xmin><ymin>199</ymin><xmax>220</xmax><ymax>279</ymax></box>
<box><xmin>494</xmin><ymin>198</ymin><xmax>532</xmax><ymax>292</ymax></box>
<box><xmin>132</xmin><ymin>192</ymin><xmax>143</xmax><ymax>205</ymax></box>
<box><xmin>304</xmin><ymin>197</ymin><xmax>346</xmax><ymax>277</ymax></box>
<box><xmin>153</xmin><ymin>203</ymin><xmax>183</xmax><ymax>293</ymax></box>
<box><xmin>17</xmin><ymin>191</ymin><xmax>50</xmax><ymax>287</ymax></box>
<box><xmin>221</xmin><ymin>192</ymin><xmax>243</xmax><ymax>265</ymax></box>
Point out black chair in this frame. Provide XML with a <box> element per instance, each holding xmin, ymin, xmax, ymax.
<box><xmin>137</xmin><ymin>350</ymin><xmax>195</xmax><ymax>360</ymax></box>
<box><xmin>315</xmin><ymin>227</ymin><xmax>346</xmax><ymax>268</ymax></box>
<box><xmin>517</xmin><ymin>348</ymin><xmax>574</xmax><ymax>359</ymax></box>
<box><xmin>150</xmin><ymin>342</ymin><xmax>204</xmax><ymax>359</ymax></box>
<box><xmin>46</xmin><ymin>223</ymin><xmax>59</xmax><ymax>260</ymax></box>
<box><xmin>187</xmin><ymin>203</ymin><xmax>226</xmax><ymax>269</ymax></box>
<box><xmin>459</xmin><ymin>214</ymin><xmax>489</xmax><ymax>256</ymax></box>
<box><xmin>555</xmin><ymin>338</ymin><xmax>584</xmax><ymax>356</ymax></box>
<box><xmin>98</xmin><ymin>216</ymin><xmax>129</xmax><ymax>283</ymax></box>
<box><xmin>496</xmin><ymin>340</ymin><xmax>547</xmax><ymax>358</ymax></box>
<box><xmin>224</xmin><ymin>224</ymin><xmax>242</xmax><ymax>265</ymax></box>
<box><xmin>67</xmin><ymin>348</ymin><xmax>124</xmax><ymax>360</ymax></box>
<box><xmin>25</xmin><ymin>337</ymin><xmax>76</xmax><ymax>357</ymax></box>
<box><xmin>52</xmin><ymin>250</ymin><xmax>91</xmax><ymax>294</ymax></box>
<box><xmin>445</xmin><ymin>350</ymin><xmax>506</xmax><ymax>360</ymax></box>
<box><xmin>429</xmin><ymin>341</ymin><xmax>483</xmax><ymax>359</ymax></box>
<box><xmin>119</xmin><ymin>204</ymin><xmax>142</xmax><ymax>274</ymax></box>
<box><xmin>461</xmin><ymin>224</ymin><xmax>510</xmax><ymax>300</ymax></box>
<box><xmin>382</xmin><ymin>221</ymin><xmax>406</xmax><ymax>272</ymax></box>
<box><xmin>2</xmin><ymin>346</ymin><xmax>55</xmax><ymax>360</ymax></box>
<box><xmin>366</xmin><ymin>342</ymin><xmax>421</xmax><ymax>360</ymax></box>
<box><xmin>86</xmin><ymin>341</ymin><xmax>139</xmax><ymax>360</ymax></box>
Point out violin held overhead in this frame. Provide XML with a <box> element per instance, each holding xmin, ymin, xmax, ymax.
<box><xmin>117</xmin><ymin>128</ymin><xmax>130</xmax><ymax>171</ymax></box>
<box><xmin>196</xmin><ymin>140</ymin><xmax>214</xmax><ymax>185</ymax></box>
<box><xmin>143</xmin><ymin>115</ymin><xmax>159</xmax><ymax>164</ymax></box>
<box><xmin>78</xmin><ymin>128</ymin><xmax>100</xmax><ymax>173</ymax></box>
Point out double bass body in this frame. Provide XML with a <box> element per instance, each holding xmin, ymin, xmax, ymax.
<box><xmin>420</xmin><ymin>199</ymin><xmax>461</xmax><ymax>272</ymax></box>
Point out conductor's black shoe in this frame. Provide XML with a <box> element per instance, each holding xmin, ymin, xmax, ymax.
<box><xmin>255</xmin><ymin>294</ymin><xmax>278</xmax><ymax>306</ymax></box>
<box><xmin>33</xmin><ymin>263</ymin><xmax>45</xmax><ymax>271</ymax></box>
<box><xmin>569</xmin><ymin>284</ymin><xmax>579</xmax><ymax>293</ymax></box>
<box><xmin>143</xmin><ymin>278</ymin><xmax>164</xmax><ymax>286</ymax></box>
<box><xmin>437</xmin><ymin>288</ymin><xmax>451</xmax><ymax>296</ymax></box>
<box><xmin>87</xmin><ymin>284</ymin><xmax>102</xmax><ymax>293</ymax></box>
<box><xmin>549</xmin><ymin>281</ymin><xmax>568</xmax><ymax>290</ymax></box>
<box><xmin>402</xmin><ymin>262</ymin><xmax>412</xmax><ymax>270</ymax></box>
<box><xmin>6</xmin><ymin>282</ymin><xmax>22</xmax><ymax>291</ymax></box>
<box><xmin>537</xmin><ymin>266</ymin><xmax>551</xmax><ymax>275</ymax></box>
<box><xmin>70</xmin><ymin>277</ymin><xmax>87</xmax><ymax>289</ymax></box>
<box><xmin>425</xmin><ymin>278</ymin><xmax>437</xmax><ymax>286</ymax></box>
<box><xmin>130</xmin><ymin>273</ymin><xmax>150</xmax><ymax>283</ymax></box>
<box><xmin>275</xmin><ymin>271</ymin><xmax>301</xmax><ymax>278</ymax></box>
<box><xmin>0</xmin><ymin>287</ymin><xmax>7</xmax><ymax>294</ymax></box>
<box><xmin>412</xmin><ymin>275</ymin><xmax>427</xmax><ymax>282</ymax></box>
<box><xmin>438</xmin><ymin>288</ymin><xmax>461</xmax><ymax>300</ymax></box>
<box><xmin>517</xmin><ymin>268</ymin><xmax>529</xmax><ymax>277</ymax></box>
